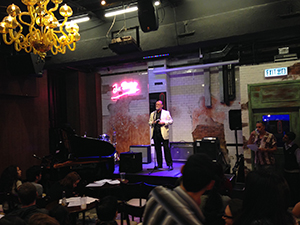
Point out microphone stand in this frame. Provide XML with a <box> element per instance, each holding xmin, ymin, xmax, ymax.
<box><xmin>147</xmin><ymin>148</ymin><xmax>159</xmax><ymax>174</ymax></box>
<box><xmin>148</xmin><ymin>112</ymin><xmax>162</xmax><ymax>174</ymax></box>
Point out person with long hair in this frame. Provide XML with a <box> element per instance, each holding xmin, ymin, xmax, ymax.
<box><xmin>0</xmin><ymin>165</ymin><xmax>22</xmax><ymax>195</ymax></box>
<box><xmin>48</xmin><ymin>172</ymin><xmax>81</xmax><ymax>202</ymax></box>
<box><xmin>0</xmin><ymin>165</ymin><xmax>22</xmax><ymax>213</ymax></box>
<box><xmin>233</xmin><ymin>170</ymin><xmax>296</xmax><ymax>225</ymax></box>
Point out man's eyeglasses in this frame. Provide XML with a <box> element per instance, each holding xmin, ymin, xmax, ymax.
<box><xmin>222</xmin><ymin>213</ymin><xmax>233</xmax><ymax>219</ymax></box>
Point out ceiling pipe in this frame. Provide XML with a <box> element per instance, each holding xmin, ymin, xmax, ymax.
<box><xmin>152</xmin><ymin>59</ymin><xmax>239</xmax><ymax>74</ymax></box>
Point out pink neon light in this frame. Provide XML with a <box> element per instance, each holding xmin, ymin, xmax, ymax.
<box><xmin>111</xmin><ymin>81</ymin><xmax>140</xmax><ymax>100</ymax></box>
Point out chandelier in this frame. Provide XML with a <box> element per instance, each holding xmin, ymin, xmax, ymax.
<box><xmin>0</xmin><ymin>0</ymin><xmax>81</xmax><ymax>59</ymax></box>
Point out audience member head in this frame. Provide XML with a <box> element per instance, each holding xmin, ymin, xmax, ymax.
<box><xmin>0</xmin><ymin>215</ymin><xmax>26</xmax><ymax>225</ymax></box>
<box><xmin>26</xmin><ymin>166</ymin><xmax>42</xmax><ymax>183</ymax></box>
<box><xmin>0</xmin><ymin>165</ymin><xmax>21</xmax><ymax>193</ymax></box>
<box><xmin>283</xmin><ymin>132</ymin><xmax>296</xmax><ymax>143</ymax></box>
<box><xmin>29</xmin><ymin>213</ymin><xmax>60</xmax><ymax>225</ymax></box>
<box><xmin>49</xmin><ymin>205</ymin><xmax>70</xmax><ymax>225</ymax></box>
<box><xmin>181</xmin><ymin>153</ymin><xmax>215</xmax><ymax>193</ymax></box>
<box><xmin>222</xmin><ymin>198</ymin><xmax>243</xmax><ymax>225</ymax></box>
<box><xmin>233</xmin><ymin>170</ymin><xmax>295</xmax><ymax>225</ymax></box>
<box><xmin>17</xmin><ymin>182</ymin><xmax>37</xmax><ymax>206</ymax></box>
<box><xmin>96</xmin><ymin>196</ymin><xmax>118</xmax><ymax>224</ymax></box>
<box><xmin>60</xmin><ymin>172</ymin><xmax>81</xmax><ymax>189</ymax></box>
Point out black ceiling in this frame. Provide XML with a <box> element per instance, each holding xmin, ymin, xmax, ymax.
<box><xmin>1</xmin><ymin>0</ymin><xmax>300</xmax><ymax>72</ymax></box>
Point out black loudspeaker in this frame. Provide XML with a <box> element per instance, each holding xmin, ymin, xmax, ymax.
<box><xmin>194</xmin><ymin>138</ymin><xmax>220</xmax><ymax>161</ymax></box>
<box><xmin>138</xmin><ymin>0</ymin><xmax>159</xmax><ymax>32</ymax></box>
<box><xmin>130</xmin><ymin>145</ymin><xmax>151</xmax><ymax>164</ymax></box>
<box><xmin>7</xmin><ymin>53</ymin><xmax>45</xmax><ymax>77</ymax></box>
<box><xmin>170</xmin><ymin>142</ymin><xmax>194</xmax><ymax>161</ymax></box>
<box><xmin>229</xmin><ymin>109</ymin><xmax>242</xmax><ymax>130</ymax></box>
<box><xmin>223</xmin><ymin>65</ymin><xmax>235</xmax><ymax>105</ymax></box>
<box><xmin>120</xmin><ymin>152</ymin><xmax>142</xmax><ymax>173</ymax></box>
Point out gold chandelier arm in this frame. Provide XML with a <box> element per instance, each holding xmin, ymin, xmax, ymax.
<box><xmin>51</xmin><ymin>44</ymin><xmax>58</xmax><ymax>55</ymax></box>
<box><xmin>59</xmin><ymin>17</ymin><xmax>68</xmax><ymax>29</ymax></box>
<box><xmin>14</xmin><ymin>42</ymin><xmax>22</xmax><ymax>51</ymax></box>
<box><xmin>67</xmin><ymin>42</ymin><xmax>76</xmax><ymax>51</ymax></box>
<box><xmin>2</xmin><ymin>34</ymin><xmax>10</xmax><ymax>45</ymax></box>
<box><xmin>28</xmin><ymin>5</ymin><xmax>36</xmax><ymax>24</ymax></box>
<box><xmin>51</xmin><ymin>32</ymin><xmax>61</xmax><ymax>49</ymax></box>
<box><xmin>5</xmin><ymin>29</ymin><xmax>17</xmax><ymax>44</ymax></box>
<box><xmin>48</xmin><ymin>1</ymin><xmax>59</xmax><ymax>13</ymax></box>
<box><xmin>61</xmin><ymin>46</ymin><xmax>66</xmax><ymax>54</ymax></box>
<box><xmin>18</xmin><ymin>12</ymin><xmax>33</xmax><ymax>27</ymax></box>
<box><xmin>12</xmin><ymin>23</ymin><xmax>23</xmax><ymax>41</ymax></box>
<box><xmin>24</xmin><ymin>46</ymin><xmax>32</xmax><ymax>53</ymax></box>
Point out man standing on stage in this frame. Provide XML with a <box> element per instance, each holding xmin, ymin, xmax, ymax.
<box><xmin>149</xmin><ymin>100</ymin><xmax>173</xmax><ymax>170</ymax></box>
<box><xmin>248</xmin><ymin>121</ymin><xmax>277</xmax><ymax>170</ymax></box>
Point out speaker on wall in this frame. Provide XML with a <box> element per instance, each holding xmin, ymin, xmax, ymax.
<box><xmin>138</xmin><ymin>0</ymin><xmax>159</xmax><ymax>32</ymax></box>
<box><xmin>7</xmin><ymin>53</ymin><xmax>45</xmax><ymax>77</ymax></box>
<box><xmin>119</xmin><ymin>152</ymin><xmax>142</xmax><ymax>173</ymax></box>
<box><xmin>223</xmin><ymin>64</ymin><xmax>235</xmax><ymax>106</ymax></box>
<box><xmin>229</xmin><ymin>109</ymin><xmax>242</xmax><ymax>130</ymax></box>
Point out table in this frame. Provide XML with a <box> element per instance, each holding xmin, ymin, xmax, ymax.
<box><xmin>46</xmin><ymin>197</ymin><xmax>98</xmax><ymax>225</ymax></box>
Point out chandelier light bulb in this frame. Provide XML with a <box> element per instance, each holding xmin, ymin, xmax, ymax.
<box><xmin>7</xmin><ymin>4</ymin><xmax>21</xmax><ymax>17</ymax></box>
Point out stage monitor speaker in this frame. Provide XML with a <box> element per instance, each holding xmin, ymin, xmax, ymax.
<box><xmin>194</xmin><ymin>137</ymin><xmax>220</xmax><ymax>161</ymax></box>
<box><xmin>170</xmin><ymin>142</ymin><xmax>194</xmax><ymax>161</ymax></box>
<box><xmin>120</xmin><ymin>152</ymin><xmax>142</xmax><ymax>173</ymax></box>
<box><xmin>138</xmin><ymin>0</ymin><xmax>159</xmax><ymax>32</ymax></box>
<box><xmin>229</xmin><ymin>109</ymin><xmax>242</xmax><ymax>130</ymax></box>
<box><xmin>130</xmin><ymin>145</ymin><xmax>151</xmax><ymax>164</ymax></box>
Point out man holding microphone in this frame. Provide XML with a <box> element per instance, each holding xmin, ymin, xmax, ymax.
<box><xmin>248</xmin><ymin>121</ymin><xmax>277</xmax><ymax>170</ymax></box>
<box><xmin>149</xmin><ymin>100</ymin><xmax>173</xmax><ymax>170</ymax></box>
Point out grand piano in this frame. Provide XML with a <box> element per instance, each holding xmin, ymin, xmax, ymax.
<box><xmin>43</xmin><ymin>134</ymin><xmax>116</xmax><ymax>183</ymax></box>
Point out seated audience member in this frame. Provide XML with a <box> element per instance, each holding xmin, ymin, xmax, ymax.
<box><xmin>214</xmin><ymin>162</ymin><xmax>233</xmax><ymax>196</ymax></box>
<box><xmin>26</xmin><ymin>166</ymin><xmax>43</xmax><ymax>197</ymax></box>
<box><xmin>283</xmin><ymin>132</ymin><xmax>300</xmax><ymax>206</ymax></box>
<box><xmin>4</xmin><ymin>182</ymin><xmax>48</xmax><ymax>223</ymax></box>
<box><xmin>0</xmin><ymin>165</ymin><xmax>22</xmax><ymax>195</ymax></box>
<box><xmin>143</xmin><ymin>153</ymin><xmax>216</xmax><ymax>225</ymax></box>
<box><xmin>48</xmin><ymin>172</ymin><xmax>81</xmax><ymax>202</ymax></box>
<box><xmin>0</xmin><ymin>215</ymin><xmax>26</xmax><ymax>225</ymax></box>
<box><xmin>200</xmin><ymin>162</ymin><xmax>231</xmax><ymax>225</ymax></box>
<box><xmin>49</xmin><ymin>205</ymin><xmax>70</xmax><ymax>225</ymax></box>
<box><xmin>29</xmin><ymin>213</ymin><xmax>60</xmax><ymax>225</ymax></box>
<box><xmin>233</xmin><ymin>170</ymin><xmax>296</xmax><ymax>225</ymax></box>
<box><xmin>222</xmin><ymin>198</ymin><xmax>243</xmax><ymax>225</ymax></box>
<box><xmin>96</xmin><ymin>196</ymin><xmax>118</xmax><ymax>225</ymax></box>
<box><xmin>0</xmin><ymin>165</ymin><xmax>23</xmax><ymax>213</ymax></box>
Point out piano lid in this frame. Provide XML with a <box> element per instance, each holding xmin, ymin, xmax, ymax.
<box><xmin>70</xmin><ymin>135</ymin><xmax>115</xmax><ymax>158</ymax></box>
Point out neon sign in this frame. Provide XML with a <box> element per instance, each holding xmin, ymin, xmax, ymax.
<box><xmin>111</xmin><ymin>81</ymin><xmax>140</xmax><ymax>100</ymax></box>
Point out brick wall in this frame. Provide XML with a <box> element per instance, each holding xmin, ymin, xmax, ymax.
<box><xmin>101</xmin><ymin>71</ymin><xmax>150</xmax><ymax>153</ymax></box>
<box><xmin>169</xmin><ymin>67</ymin><xmax>242</xmax><ymax>169</ymax></box>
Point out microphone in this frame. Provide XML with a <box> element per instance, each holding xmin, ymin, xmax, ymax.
<box><xmin>32</xmin><ymin>154</ymin><xmax>42</xmax><ymax>160</ymax></box>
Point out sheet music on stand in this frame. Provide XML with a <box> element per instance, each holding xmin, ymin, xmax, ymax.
<box><xmin>247</xmin><ymin>144</ymin><xmax>258</xmax><ymax>152</ymax></box>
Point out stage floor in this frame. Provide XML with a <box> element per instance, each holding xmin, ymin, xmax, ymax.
<box><xmin>113</xmin><ymin>161</ymin><xmax>185</xmax><ymax>186</ymax></box>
